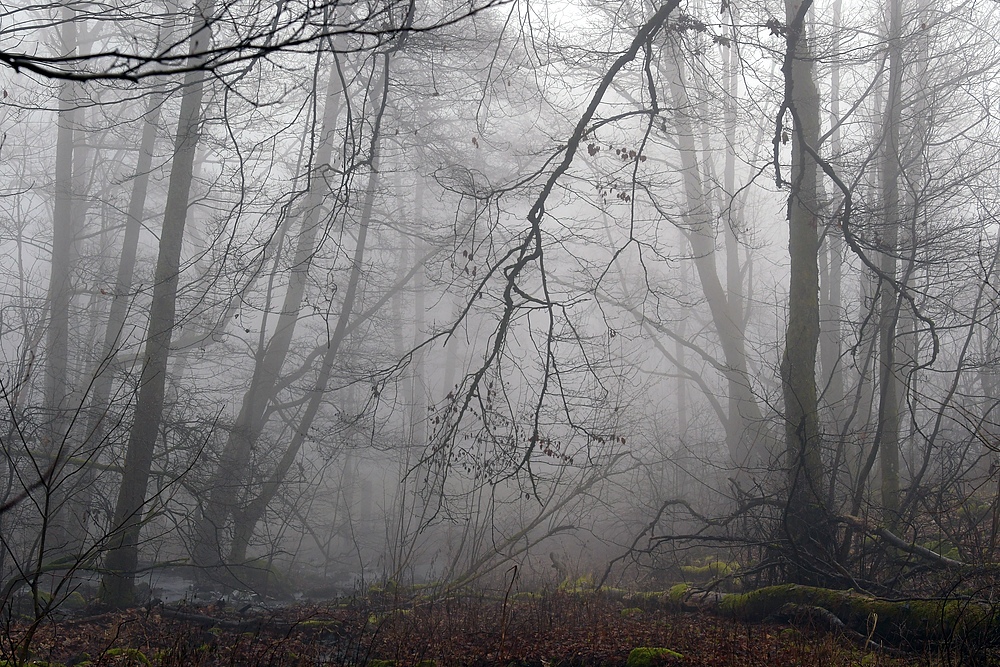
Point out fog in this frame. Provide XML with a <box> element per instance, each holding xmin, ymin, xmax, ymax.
<box><xmin>2</xmin><ymin>0</ymin><xmax>1000</xmax><ymax>613</ymax></box>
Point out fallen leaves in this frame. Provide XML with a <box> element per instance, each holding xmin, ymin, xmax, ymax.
<box><xmin>2</xmin><ymin>591</ymin><xmax>927</xmax><ymax>666</ymax></box>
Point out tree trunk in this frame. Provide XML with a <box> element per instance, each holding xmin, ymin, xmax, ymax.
<box><xmin>670</xmin><ymin>578</ymin><xmax>987</xmax><ymax>646</ymax></box>
<box><xmin>780</xmin><ymin>0</ymin><xmax>831</xmax><ymax>577</ymax></box>
<box><xmin>876</xmin><ymin>0</ymin><xmax>904</xmax><ymax>528</ymax></box>
<box><xmin>225</xmin><ymin>67</ymin><xmax>385</xmax><ymax>567</ymax></box>
<box><xmin>44</xmin><ymin>5</ymin><xmax>76</xmax><ymax>463</ymax></box>
<box><xmin>821</xmin><ymin>0</ymin><xmax>848</xmax><ymax>512</ymax></box>
<box><xmin>723</xmin><ymin>14</ymin><xmax>749</xmax><ymax>471</ymax></box>
<box><xmin>220</xmin><ymin>51</ymin><xmax>396</xmax><ymax>571</ymax></box>
<box><xmin>192</xmin><ymin>53</ymin><xmax>346</xmax><ymax>574</ymax></box>
<box><xmin>663</xmin><ymin>49</ymin><xmax>767</xmax><ymax>474</ymax></box>
<box><xmin>100</xmin><ymin>1</ymin><xmax>213</xmax><ymax>607</ymax></box>
<box><xmin>409</xmin><ymin>185</ymin><xmax>427</xmax><ymax>450</ymax></box>
<box><xmin>86</xmin><ymin>88</ymin><xmax>164</xmax><ymax>445</ymax></box>
<box><xmin>40</xmin><ymin>4</ymin><xmax>83</xmax><ymax>559</ymax></box>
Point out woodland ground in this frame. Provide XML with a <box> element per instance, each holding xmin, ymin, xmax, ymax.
<box><xmin>2</xmin><ymin>588</ymin><xmax>985</xmax><ymax>667</ymax></box>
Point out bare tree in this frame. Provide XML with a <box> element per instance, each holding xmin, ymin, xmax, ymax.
<box><xmin>191</xmin><ymin>45</ymin><xmax>350</xmax><ymax>580</ymax></box>
<box><xmin>778</xmin><ymin>0</ymin><xmax>832</xmax><ymax>578</ymax></box>
<box><xmin>100</xmin><ymin>0</ymin><xmax>215</xmax><ymax>607</ymax></box>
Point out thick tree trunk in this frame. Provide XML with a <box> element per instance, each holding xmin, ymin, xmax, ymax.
<box><xmin>99</xmin><ymin>2</ymin><xmax>213</xmax><ymax>607</ymax></box>
<box><xmin>780</xmin><ymin>0</ymin><xmax>831</xmax><ymax>577</ymax></box>
<box><xmin>669</xmin><ymin>577</ymin><xmax>986</xmax><ymax>646</ymax></box>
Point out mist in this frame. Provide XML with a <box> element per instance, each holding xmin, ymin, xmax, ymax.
<box><xmin>2</xmin><ymin>0</ymin><xmax>1000</xmax><ymax>639</ymax></box>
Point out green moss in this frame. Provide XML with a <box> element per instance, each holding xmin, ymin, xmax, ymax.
<box><xmin>298</xmin><ymin>619</ymin><xmax>344</xmax><ymax>629</ymax></box>
<box><xmin>620</xmin><ymin>607</ymin><xmax>643</xmax><ymax>618</ymax></box>
<box><xmin>625</xmin><ymin>647</ymin><xmax>683</xmax><ymax>666</ymax></box>
<box><xmin>718</xmin><ymin>584</ymin><xmax>795</xmax><ymax>618</ymax></box>
<box><xmin>63</xmin><ymin>591</ymin><xmax>86</xmax><ymax>610</ymax></box>
<box><xmin>33</xmin><ymin>589</ymin><xmax>54</xmax><ymax>607</ymax></box>
<box><xmin>411</xmin><ymin>581</ymin><xmax>440</xmax><ymax>592</ymax></box>
<box><xmin>368</xmin><ymin>580</ymin><xmax>399</xmax><ymax>596</ymax></box>
<box><xmin>627</xmin><ymin>590</ymin><xmax>664</xmax><ymax>602</ymax></box>
<box><xmin>718</xmin><ymin>584</ymin><xmax>993</xmax><ymax>641</ymax></box>
<box><xmin>623</xmin><ymin>590</ymin><xmax>669</xmax><ymax>609</ymax></box>
<box><xmin>101</xmin><ymin>648</ymin><xmax>151</xmax><ymax>666</ymax></box>
<box><xmin>679</xmin><ymin>560</ymin><xmax>736</xmax><ymax>580</ymax></box>
<box><xmin>557</xmin><ymin>574</ymin><xmax>595</xmax><ymax>593</ymax></box>
<box><xmin>918</xmin><ymin>539</ymin><xmax>960</xmax><ymax>562</ymax></box>
<box><xmin>367</xmin><ymin>660</ymin><xmax>396</xmax><ymax>667</ymax></box>
<box><xmin>667</xmin><ymin>584</ymin><xmax>690</xmax><ymax>603</ymax></box>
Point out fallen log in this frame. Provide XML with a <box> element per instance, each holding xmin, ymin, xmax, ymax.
<box><xmin>159</xmin><ymin>607</ymin><xmax>275</xmax><ymax>631</ymax></box>
<box><xmin>669</xmin><ymin>583</ymin><xmax>998</xmax><ymax>645</ymax></box>
<box><xmin>157</xmin><ymin>607</ymin><xmax>345</xmax><ymax>636</ymax></box>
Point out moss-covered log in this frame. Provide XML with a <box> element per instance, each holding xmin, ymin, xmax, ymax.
<box><xmin>672</xmin><ymin>583</ymin><xmax>998</xmax><ymax>644</ymax></box>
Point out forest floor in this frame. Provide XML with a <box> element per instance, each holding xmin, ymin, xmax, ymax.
<box><xmin>1</xmin><ymin>589</ymin><xmax>979</xmax><ymax>666</ymax></box>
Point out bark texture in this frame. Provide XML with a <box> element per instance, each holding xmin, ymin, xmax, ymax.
<box><xmin>780</xmin><ymin>0</ymin><xmax>831</xmax><ymax>577</ymax></box>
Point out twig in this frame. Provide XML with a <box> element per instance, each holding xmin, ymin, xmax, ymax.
<box><xmin>499</xmin><ymin>564</ymin><xmax>517</xmax><ymax>659</ymax></box>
